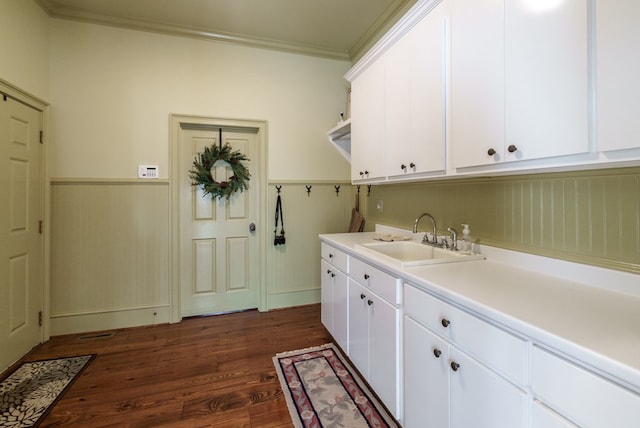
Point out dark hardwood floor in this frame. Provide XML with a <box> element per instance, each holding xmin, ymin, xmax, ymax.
<box><xmin>16</xmin><ymin>304</ymin><xmax>332</xmax><ymax>427</ymax></box>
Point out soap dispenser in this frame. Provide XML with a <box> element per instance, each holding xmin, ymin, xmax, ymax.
<box><xmin>461</xmin><ymin>224</ymin><xmax>472</xmax><ymax>254</ymax></box>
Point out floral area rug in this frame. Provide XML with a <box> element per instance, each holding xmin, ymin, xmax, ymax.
<box><xmin>273</xmin><ymin>344</ymin><xmax>398</xmax><ymax>428</ymax></box>
<box><xmin>0</xmin><ymin>355</ymin><xmax>95</xmax><ymax>427</ymax></box>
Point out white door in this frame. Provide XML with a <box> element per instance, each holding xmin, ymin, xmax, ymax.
<box><xmin>179</xmin><ymin>126</ymin><xmax>260</xmax><ymax>317</ymax></box>
<box><xmin>0</xmin><ymin>96</ymin><xmax>43</xmax><ymax>370</ymax></box>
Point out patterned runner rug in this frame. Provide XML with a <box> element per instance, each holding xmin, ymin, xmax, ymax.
<box><xmin>0</xmin><ymin>355</ymin><xmax>95</xmax><ymax>427</ymax></box>
<box><xmin>273</xmin><ymin>343</ymin><xmax>398</xmax><ymax>428</ymax></box>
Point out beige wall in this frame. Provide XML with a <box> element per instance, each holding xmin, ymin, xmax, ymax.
<box><xmin>48</xmin><ymin>19</ymin><xmax>351</xmax><ymax>181</ymax></box>
<box><xmin>41</xmin><ymin>17</ymin><xmax>355</xmax><ymax>333</ymax></box>
<box><xmin>0</xmin><ymin>0</ymin><xmax>50</xmax><ymax>99</ymax></box>
<box><xmin>1</xmin><ymin>4</ymin><xmax>355</xmax><ymax>334</ymax></box>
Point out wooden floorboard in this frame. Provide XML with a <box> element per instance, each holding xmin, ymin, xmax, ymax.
<box><xmin>14</xmin><ymin>304</ymin><xmax>331</xmax><ymax>427</ymax></box>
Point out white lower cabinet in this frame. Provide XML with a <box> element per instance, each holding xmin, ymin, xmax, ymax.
<box><xmin>321</xmin><ymin>237</ymin><xmax>640</xmax><ymax>428</ymax></box>
<box><xmin>403</xmin><ymin>282</ymin><xmax>527</xmax><ymax>428</ymax></box>
<box><xmin>348</xmin><ymin>273</ymin><xmax>401</xmax><ymax>419</ymax></box>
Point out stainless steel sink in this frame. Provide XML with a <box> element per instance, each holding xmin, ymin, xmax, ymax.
<box><xmin>356</xmin><ymin>241</ymin><xmax>484</xmax><ymax>267</ymax></box>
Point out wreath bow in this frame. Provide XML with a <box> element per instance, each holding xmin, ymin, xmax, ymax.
<box><xmin>190</xmin><ymin>144</ymin><xmax>251</xmax><ymax>199</ymax></box>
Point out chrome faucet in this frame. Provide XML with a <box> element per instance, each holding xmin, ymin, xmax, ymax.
<box><xmin>447</xmin><ymin>227</ymin><xmax>458</xmax><ymax>251</ymax></box>
<box><xmin>412</xmin><ymin>213</ymin><xmax>437</xmax><ymax>245</ymax></box>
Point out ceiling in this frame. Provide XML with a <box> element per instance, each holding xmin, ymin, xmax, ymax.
<box><xmin>35</xmin><ymin>0</ymin><xmax>417</xmax><ymax>61</ymax></box>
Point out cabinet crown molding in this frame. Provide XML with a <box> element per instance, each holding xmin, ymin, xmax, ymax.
<box><xmin>345</xmin><ymin>0</ymin><xmax>443</xmax><ymax>82</ymax></box>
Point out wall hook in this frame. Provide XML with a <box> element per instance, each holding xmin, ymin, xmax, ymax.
<box><xmin>367</xmin><ymin>185</ymin><xmax>372</xmax><ymax>197</ymax></box>
<box><xmin>334</xmin><ymin>185</ymin><xmax>341</xmax><ymax>196</ymax></box>
<box><xmin>305</xmin><ymin>185</ymin><xmax>312</xmax><ymax>196</ymax></box>
<box><xmin>276</xmin><ymin>185</ymin><xmax>282</xmax><ymax>194</ymax></box>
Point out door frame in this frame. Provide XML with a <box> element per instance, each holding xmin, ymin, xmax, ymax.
<box><xmin>169</xmin><ymin>114</ymin><xmax>268</xmax><ymax>323</ymax></box>
<box><xmin>0</xmin><ymin>79</ymin><xmax>50</xmax><ymax>342</ymax></box>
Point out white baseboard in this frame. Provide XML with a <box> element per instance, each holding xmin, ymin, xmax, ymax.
<box><xmin>266</xmin><ymin>289</ymin><xmax>320</xmax><ymax>310</ymax></box>
<box><xmin>49</xmin><ymin>305</ymin><xmax>171</xmax><ymax>336</ymax></box>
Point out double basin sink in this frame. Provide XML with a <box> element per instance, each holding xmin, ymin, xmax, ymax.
<box><xmin>356</xmin><ymin>240</ymin><xmax>484</xmax><ymax>267</ymax></box>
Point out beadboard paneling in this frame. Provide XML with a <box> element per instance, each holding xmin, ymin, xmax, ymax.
<box><xmin>50</xmin><ymin>180</ymin><xmax>357</xmax><ymax>329</ymax></box>
<box><xmin>266</xmin><ymin>183</ymin><xmax>358</xmax><ymax>309</ymax></box>
<box><xmin>50</xmin><ymin>181</ymin><xmax>170</xmax><ymax>333</ymax></box>
<box><xmin>365</xmin><ymin>167</ymin><xmax>640</xmax><ymax>274</ymax></box>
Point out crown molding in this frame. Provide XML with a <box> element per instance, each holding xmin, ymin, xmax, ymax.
<box><xmin>34</xmin><ymin>0</ymin><xmax>351</xmax><ymax>60</ymax></box>
<box><xmin>346</xmin><ymin>0</ymin><xmax>442</xmax><ymax>81</ymax></box>
<box><xmin>348</xmin><ymin>0</ymin><xmax>419</xmax><ymax>64</ymax></box>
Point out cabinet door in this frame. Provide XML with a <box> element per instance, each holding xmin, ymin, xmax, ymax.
<box><xmin>385</xmin><ymin>32</ymin><xmax>412</xmax><ymax>178</ymax></box>
<box><xmin>348</xmin><ymin>279</ymin><xmax>369</xmax><ymax>374</ymax></box>
<box><xmin>450</xmin><ymin>0</ymin><xmax>504</xmax><ymax>168</ymax></box>
<box><xmin>332</xmin><ymin>269</ymin><xmax>349</xmax><ymax>352</ymax></box>
<box><xmin>387</xmin><ymin>1</ymin><xmax>448</xmax><ymax>179</ymax></box>
<box><xmin>351</xmin><ymin>59</ymin><xmax>385</xmax><ymax>182</ymax></box>
<box><xmin>404</xmin><ymin>316</ymin><xmax>449</xmax><ymax>428</ymax></box>
<box><xmin>449</xmin><ymin>348</ymin><xmax>527</xmax><ymax>428</ymax></box>
<box><xmin>409</xmin><ymin>3</ymin><xmax>447</xmax><ymax>175</ymax></box>
<box><xmin>320</xmin><ymin>259</ymin><xmax>333</xmax><ymax>333</ymax></box>
<box><xmin>368</xmin><ymin>291</ymin><xmax>400</xmax><ymax>418</ymax></box>
<box><xmin>505</xmin><ymin>0</ymin><xmax>589</xmax><ymax>161</ymax></box>
<box><xmin>596</xmin><ymin>0</ymin><xmax>640</xmax><ymax>152</ymax></box>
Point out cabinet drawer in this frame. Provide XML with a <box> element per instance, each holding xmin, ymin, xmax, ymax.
<box><xmin>321</xmin><ymin>242</ymin><xmax>348</xmax><ymax>273</ymax></box>
<box><xmin>532</xmin><ymin>346</ymin><xmax>640</xmax><ymax>428</ymax></box>
<box><xmin>404</xmin><ymin>283</ymin><xmax>527</xmax><ymax>386</ymax></box>
<box><xmin>350</xmin><ymin>257</ymin><xmax>401</xmax><ymax>305</ymax></box>
<box><xmin>532</xmin><ymin>401</ymin><xmax>578</xmax><ymax>428</ymax></box>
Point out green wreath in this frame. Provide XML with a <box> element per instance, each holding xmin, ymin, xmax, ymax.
<box><xmin>189</xmin><ymin>144</ymin><xmax>251</xmax><ymax>199</ymax></box>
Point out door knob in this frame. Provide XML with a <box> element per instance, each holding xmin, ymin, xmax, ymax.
<box><xmin>249</xmin><ymin>223</ymin><xmax>256</xmax><ymax>232</ymax></box>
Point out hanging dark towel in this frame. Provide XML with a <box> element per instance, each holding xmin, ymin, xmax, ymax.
<box><xmin>348</xmin><ymin>190</ymin><xmax>365</xmax><ymax>233</ymax></box>
<box><xmin>274</xmin><ymin>192</ymin><xmax>286</xmax><ymax>245</ymax></box>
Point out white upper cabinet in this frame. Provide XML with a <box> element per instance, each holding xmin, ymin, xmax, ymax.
<box><xmin>450</xmin><ymin>0</ymin><xmax>505</xmax><ymax>168</ymax></box>
<box><xmin>351</xmin><ymin>59</ymin><xmax>386</xmax><ymax>182</ymax></box>
<box><xmin>596</xmin><ymin>0</ymin><xmax>640</xmax><ymax>152</ymax></box>
<box><xmin>504</xmin><ymin>0</ymin><xmax>589</xmax><ymax>161</ymax></box>
<box><xmin>349</xmin><ymin>0</ymin><xmax>448</xmax><ymax>183</ymax></box>
<box><xmin>343</xmin><ymin>0</ymin><xmax>640</xmax><ymax>181</ymax></box>
<box><xmin>387</xmin><ymin>2</ymin><xmax>447</xmax><ymax>178</ymax></box>
<box><xmin>451</xmin><ymin>0</ymin><xmax>589</xmax><ymax>169</ymax></box>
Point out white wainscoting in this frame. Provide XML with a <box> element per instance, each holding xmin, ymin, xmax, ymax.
<box><xmin>265</xmin><ymin>183</ymin><xmax>359</xmax><ymax>309</ymax></box>
<box><xmin>50</xmin><ymin>180</ymin><xmax>171</xmax><ymax>335</ymax></box>
<box><xmin>49</xmin><ymin>179</ymin><xmax>359</xmax><ymax>334</ymax></box>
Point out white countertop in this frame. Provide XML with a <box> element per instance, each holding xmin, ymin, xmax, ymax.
<box><xmin>319</xmin><ymin>230</ymin><xmax>640</xmax><ymax>393</ymax></box>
